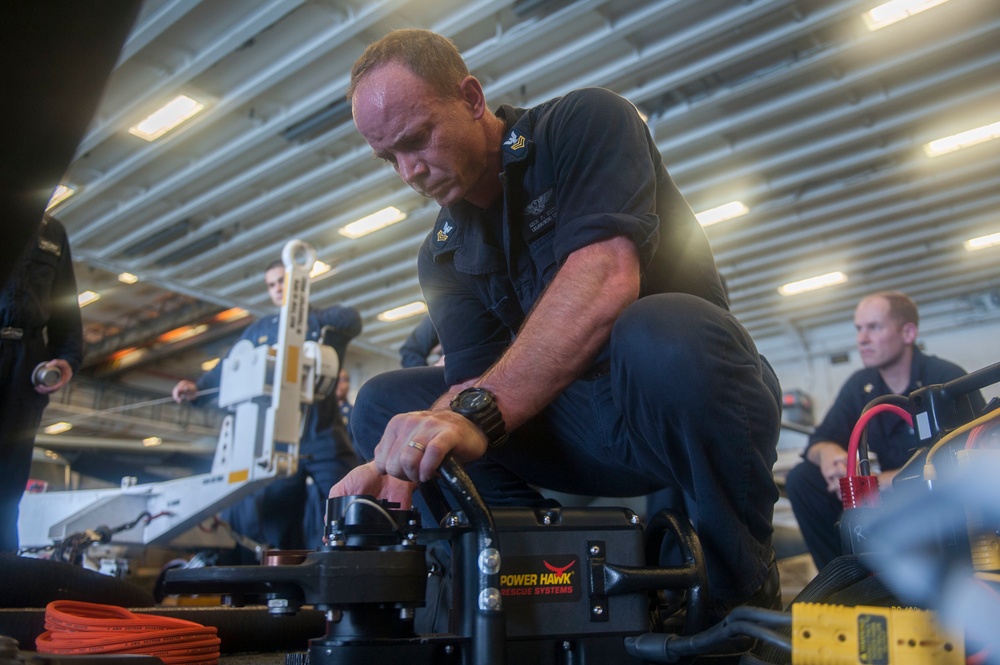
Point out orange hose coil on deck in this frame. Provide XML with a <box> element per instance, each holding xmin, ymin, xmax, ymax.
<box><xmin>35</xmin><ymin>600</ymin><xmax>221</xmax><ymax>665</ymax></box>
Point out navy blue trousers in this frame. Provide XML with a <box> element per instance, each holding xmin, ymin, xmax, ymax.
<box><xmin>0</xmin><ymin>336</ymin><xmax>49</xmax><ymax>552</ymax></box>
<box><xmin>352</xmin><ymin>294</ymin><xmax>782</xmax><ymax>601</ymax></box>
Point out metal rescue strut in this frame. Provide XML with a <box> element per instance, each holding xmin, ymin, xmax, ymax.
<box><xmin>17</xmin><ymin>240</ymin><xmax>339</xmax><ymax>552</ymax></box>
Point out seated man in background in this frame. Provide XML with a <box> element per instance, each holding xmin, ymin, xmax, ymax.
<box><xmin>786</xmin><ymin>290</ymin><xmax>986</xmax><ymax>571</ymax></box>
<box><xmin>333</xmin><ymin>28</ymin><xmax>783</xmax><ymax>622</ymax></box>
<box><xmin>173</xmin><ymin>259</ymin><xmax>362</xmax><ymax>555</ymax></box>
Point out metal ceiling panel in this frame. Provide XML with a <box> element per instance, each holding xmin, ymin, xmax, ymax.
<box><xmin>50</xmin><ymin>0</ymin><xmax>1000</xmax><ymax>370</ymax></box>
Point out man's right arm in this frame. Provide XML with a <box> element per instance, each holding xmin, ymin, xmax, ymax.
<box><xmin>806</xmin><ymin>440</ymin><xmax>849</xmax><ymax>494</ymax></box>
<box><xmin>173</xmin><ymin>319</ymin><xmax>263</xmax><ymax>403</ymax></box>
<box><xmin>172</xmin><ymin>379</ymin><xmax>198</xmax><ymax>403</ymax></box>
<box><xmin>803</xmin><ymin>375</ymin><xmax>867</xmax><ymax>494</ymax></box>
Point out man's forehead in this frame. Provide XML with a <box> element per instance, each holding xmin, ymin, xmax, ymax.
<box><xmin>855</xmin><ymin>297</ymin><xmax>892</xmax><ymax>322</ymax></box>
<box><xmin>353</xmin><ymin>65</ymin><xmax>435</xmax><ymax>135</ymax></box>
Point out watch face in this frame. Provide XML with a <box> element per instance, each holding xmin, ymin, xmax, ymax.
<box><xmin>462</xmin><ymin>390</ymin><xmax>489</xmax><ymax>409</ymax></box>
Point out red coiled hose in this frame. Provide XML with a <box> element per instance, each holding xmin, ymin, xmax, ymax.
<box><xmin>35</xmin><ymin>600</ymin><xmax>220</xmax><ymax>665</ymax></box>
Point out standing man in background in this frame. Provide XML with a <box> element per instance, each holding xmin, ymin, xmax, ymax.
<box><xmin>173</xmin><ymin>259</ymin><xmax>362</xmax><ymax>554</ymax></box>
<box><xmin>1</xmin><ymin>215</ymin><xmax>83</xmax><ymax>552</ymax></box>
<box><xmin>786</xmin><ymin>290</ymin><xmax>986</xmax><ymax>571</ymax></box>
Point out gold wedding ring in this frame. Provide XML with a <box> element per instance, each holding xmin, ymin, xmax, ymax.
<box><xmin>407</xmin><ymin>440</ymin><xmax>426</xmax><ymax>452</ymax></box>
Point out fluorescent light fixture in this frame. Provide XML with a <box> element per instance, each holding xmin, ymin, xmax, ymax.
<box><xmin>142</xmin><ymin>436</ymin><xmax>163</xmax><ymax>447</ymax></box>
<box><xmin>129</xmin><ymin>95</ymin><xmax>205</xmax><ymax>141</ymax></box>
<box><xmin>158</xmin><ymin>324</ymin><xmax>208</xmax><ymax>344</ymax></box>
<box><xmin>108</xmin><ymin>347</ymin><xmax>147</xmax><ymax>370</ymax></box>
<box><xmin>46</xmin><ymin>184</ymin><xmax>75</xmax><ymax>210</ymax></box>
<box><xmin>924</xmin><ymin>121</ymin><xmax>1000</xmax><ymax>157</ymax></box>
<box><xmin>862</xmin><ymin>0</ymin><xmax>950</xmax><ymax>30</ymax></box>
<box><xmin>377</xmin><ymin>301</ymin><xmax>428</xmax><ymax>322</ymax></box>
<box><xmin>201</xmin><ymin>358</ymin><xmax>221</xmax><ymax>372</ymax></box>
<box><xmin>964</xmin><ymin>232</ymin><xmax>1000</xmax><ymax>252</ymax></box>
<box><xmin>44</xmin><ymin>422</ymin><xmax>73</xmax><ymax>435</ymax></box>
<box><xmin>310</xmin><ymin>260</ymin><xmax>332</xmax><ymax>279</ymax></box>
<box><xmin>339</xmin><ymin>206</ymin><xmax>407</xmax><ymax>239</ymax></box>
<box><xmin>215</xmin><ymin>307</ymin><xmax>250</xmax><ymax>323</ymax></box>
<box><xmin>118</xmin><ymin>272</ymin><xmax>139</xmax><ymax>284</ymax></box>
<box><xmin>778</xmin><ymin>271</ymin><xmax>848</xmax><ymax>296</ymax></box>
<box><xmin>696</xmin><ymin>201</ymin><xmax>749</xmax><ymax>227</ymax></box>
<box><xmin>78</xmin><ymin>290</ymin><xmax>101</xmax><ymax>307</ymax></box>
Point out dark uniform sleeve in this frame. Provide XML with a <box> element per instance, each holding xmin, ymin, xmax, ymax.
<box><xmin>805</xmin><ymin>374</ymin><xmax>866</xmax><ymax>454</ymax></box>
<box><xmin>399</xmin><ymin>315</ymin><xmax>440</xmax><ymax>368</ymax></box>
<box><xmin>43</xmin><ymin>218</ymin><xmax>84</xmax><ymax>371</ymax></box>
<box><xmin>314</xmin><ymin>304</ymin><xmax>362</xmax><ymax>365</ymax></box>
<box><xmin>538</xmin><ymin>88</ymin><xmax>663</xmax><ymax>271</ymax></box>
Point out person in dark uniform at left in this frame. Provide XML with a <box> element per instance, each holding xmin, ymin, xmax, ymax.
<box><xmin>0</xmin><ymin>215</ymin><xmax>84</xmax><ymax>552</ymax></box>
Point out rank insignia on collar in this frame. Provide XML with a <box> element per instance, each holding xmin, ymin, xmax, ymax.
<box><xmin>503</xmin><ymin>131</ymin><xmax>525</xmax><ymax>151</ymax></box>
<box><xmin>864</xmin><ymin>383</ymin><xmax>873</xmax><ymax>393</ymax></box>
<box><xmin>437</xmin><ymin>221</ymin><xmax>453</xmax><ymax>243</ymax></box>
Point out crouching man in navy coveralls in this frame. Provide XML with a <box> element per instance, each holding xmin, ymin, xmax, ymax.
<box><xmin>333</xmin><ymin>29</ymin><xmax>782</xmax><ymax>617</ymax></box>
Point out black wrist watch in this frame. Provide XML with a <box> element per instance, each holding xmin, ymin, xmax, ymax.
<box><xmin>450</xmin><ymin>387</ymin><xmax>509</xmax><ymax>448</ymax></box>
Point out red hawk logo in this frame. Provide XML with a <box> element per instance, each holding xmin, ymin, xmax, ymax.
<box><xmin>543</xmin><ymin>560</ymin><xmax>575</xmax><ymax>577</ymax></box>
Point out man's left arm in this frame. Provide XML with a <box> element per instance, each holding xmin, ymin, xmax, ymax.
<box><xmin>476</xmin><ymin>236</ymin><xmax>639</xmax><ymax>425</ymax></box>
<box><xmin>376</xmin><ymin>235</ymin><xmax>640</xmax><ymax>483</ymax></box>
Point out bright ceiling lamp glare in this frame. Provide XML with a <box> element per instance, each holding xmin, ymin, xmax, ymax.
<box><xmin>778</xmin><ymin>271</ymin><xmax>848</xmax><ymax>296</ymax></box>
<box><xmin>78</xmin><ymin>290</ymin><xmax>101</xmax><ymax>307</ymax></box>
<box><xmin>44</xmin><ymin>422</ymin><xmax>73</xmax><ymax>435</ymax></box>
<box><xmin>377</xmin><ymin>301</ymin><xmax>428</xmax><ymax>322</ymax></box>
<box><xmin>310</xmin><ymin>260</ymin><xmax>332</xmax><ymax>279</ymax></box>
<box><xmin>215</xmin><ymin>307</ymin><xmax>250</xmax><ymax>323</ymax></box>
<box><xmin>339</xmin><ymin>206</ymin><xmax>407</xmax><ymax>239</ymax></box>
<box><xmin>964</xmin><ymin>232</ymin><xmax>1000</xmax><ymax>252</ymax></box>
<box><xmin>129</xmin><ymin>94</ymin><xmax>205</xmax><ymax>141</ymax></box>
<box><xmin>695</xmin><ymin>201</ymin><xmax>749</xmax><ymax>227</ymax></box>
<box><xmin>118</xmin><ymin>272</ymin><xmax>139</xmax><ymax>284</ymax></box>
<box><xmin>143</xmin><ymin>436</ymin><xmax>163</xmax><ymax>447</ymax></box>
<box><xmin>862</xmin><ymin>0</ymin><xmax>950</xmax><ymax>31</ymax></box>
<box><xmin>924</xmin><ymin>121</ymin><xmax>1000</xmax><ymax>157</ymax></box>
<box><xmin>46</xmin><ymin>184</ymin><xmax>75</xmax><ymax>210</ymax></box>
<box><xmin>158</xmin><ymin>324</ymin><xmax>208</xmax><ymax>344</ymax></box>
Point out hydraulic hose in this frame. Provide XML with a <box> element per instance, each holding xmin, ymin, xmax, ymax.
<box><xmin>35</xmin><ymin>600</ymin><xmax>220</xmax><ymax>665</ymax></box>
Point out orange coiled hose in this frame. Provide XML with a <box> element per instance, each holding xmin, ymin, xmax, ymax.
<box><xmin>35</xmin><ymin>600</ymin><xmax>221</xmax><ymax>665</ymax></box>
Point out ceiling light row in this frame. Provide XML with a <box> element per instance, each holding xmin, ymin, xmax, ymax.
<box><xmin>863</xmin><ymin>0</ymin><xmax>950</xmax><ymax>31</ymax></box>
<box><xmin>778</xmin><ymin>230</ymin><xmax>998</xmax><ymax>297</ymax></box>
<box><xmin>42</xmin><ymin>420</ymin><xmax>164</xmax><ymax>448</ymax></box>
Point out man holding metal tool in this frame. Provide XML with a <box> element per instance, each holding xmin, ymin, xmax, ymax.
<box><xmin>333</xmin><ymin>29</ymin><xmax>782</xmax><ymax>621</ymax></box>
<box><xmin>173</xmin><ymin>259</ymin><xmax>362</xmax><ymax>555</ymax></box>
<box><xmin>1</xmin><ymin>215</ymin><xmax>83</xmax><ymax>553</ymax></box>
